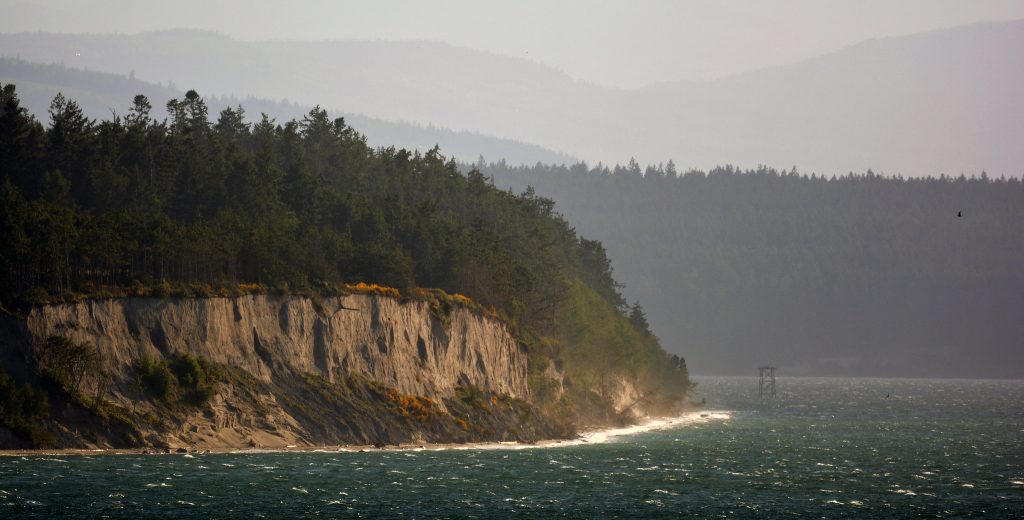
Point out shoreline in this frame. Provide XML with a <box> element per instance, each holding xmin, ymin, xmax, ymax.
<box><xmin>0</xmin><ymin>410</ymin><xmax>731</xmax><ymax>457</ymax></box>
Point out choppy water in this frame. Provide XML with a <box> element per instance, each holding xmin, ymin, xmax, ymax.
<box><xmin>2</xmin><ymin>377</ymin><xmax>1022</xmax><ymax>518</ymax></box>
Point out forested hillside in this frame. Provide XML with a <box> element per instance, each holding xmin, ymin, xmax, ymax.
<box><xmin>480</xmin><ymin>160</ymin><xmax>1024</xmax><ymax>378</ymax></box>
<box><xmin>0</xmin><ymin>84</ymin><xmax>690</xmax><ymax>429</ymax></box>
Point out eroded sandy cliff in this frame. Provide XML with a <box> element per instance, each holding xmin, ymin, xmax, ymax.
<box><xmin>22</xmin><ymin>294</ymin><xmax>528</xmax><ymax>398</ymax></box>
<box><xmin>1</xmin><ymin>294</ymin><xmax>560</xmax><ymax>449</ymax></box>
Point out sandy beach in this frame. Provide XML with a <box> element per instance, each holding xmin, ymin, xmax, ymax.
<box><xmin>0</xmin><ymin>410</ymin><xmax>731</xmax><ymax>457</ymax></box>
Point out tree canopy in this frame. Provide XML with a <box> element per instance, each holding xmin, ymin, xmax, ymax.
<box><xmin>0</xmin><ymin>84</ymin><xmax>691</xmax><ymax>414</ymax></box>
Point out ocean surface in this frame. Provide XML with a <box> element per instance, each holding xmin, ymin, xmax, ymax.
<box><xmin>2</xmin><ymin>376</ymin><xmax>1022</xmax><ymax>518</ymax></box>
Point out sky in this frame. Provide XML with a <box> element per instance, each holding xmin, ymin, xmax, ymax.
<box><xmin>2</xmin><ymin>0</ymin><xmax>1023</xmax><ymax>88</ymax></box>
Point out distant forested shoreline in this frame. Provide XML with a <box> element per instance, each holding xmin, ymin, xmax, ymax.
<box><xmin>478</xmin><ymin>160</ymin><xmax>1024</xmax><ymax>378</ymax></box>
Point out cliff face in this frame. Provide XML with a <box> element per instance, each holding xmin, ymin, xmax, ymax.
<box><xmin>22</xmin><ymin>295</ymin><xmax>528</xmax><ymax>399</ymax></box>
<box><xmin>1</xmin><ymin>295</ymin><xmax>559</xmax><ymax>449</ymax></box>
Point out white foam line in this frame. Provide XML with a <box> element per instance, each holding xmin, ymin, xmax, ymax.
<box><xmin>151</xmin><ymin>411</ymin><xmax>733</xmax><ymax>455</ymax></box>
<box><xmin>450</xmin><ymin>410</ymin><xmax>732</xmax><ymax>451</ymax></box>
<box><xmin>574</xmin><ymin>410</ymin><xmax>732</xmax><ymax>446</ymax></box>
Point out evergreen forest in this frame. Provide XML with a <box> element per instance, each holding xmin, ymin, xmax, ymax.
<box><xmin>0</xmin><ymin>84</ymin><xmax>690</xmax><ymax>418</ymax></box>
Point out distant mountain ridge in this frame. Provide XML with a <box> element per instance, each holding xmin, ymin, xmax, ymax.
<box><xmin>0</xmin><ymin>57</ymin><xmax>574</xmax><ymax>165</ymax></box>
<box><xmin>1</xmin><ymin>21</ymin><xmax>1022</xmax><ymax>176</ymax></box>
<box><xmin>632</xmin><ymin>19</ymin><xmax>1024</xmax><ymax>176</ymax></box>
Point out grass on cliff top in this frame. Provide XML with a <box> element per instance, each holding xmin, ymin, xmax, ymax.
<box><xmin>9</xmin><ymin>280</ymin><xmax>497</xmax><ymax>324</ymax></box>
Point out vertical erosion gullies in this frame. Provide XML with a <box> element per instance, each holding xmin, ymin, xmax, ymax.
<box><xmin>0</xmin><ymin>294</ymin><xmax>557</xmax><ymax>449</ymax></box>
<box><xmin>19</xmin><ymin>294</ymin><xmax>529</xmax><ymax>400</ymax></box>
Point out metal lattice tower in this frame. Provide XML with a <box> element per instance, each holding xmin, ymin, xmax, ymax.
<box><xmin>758</xmin><ymin>366</ymin><xmax>777</xmax><ymax>398</ymax></box>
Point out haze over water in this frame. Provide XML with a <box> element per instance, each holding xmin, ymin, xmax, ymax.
<box><xmin>2</xmin><ymin>377</ymin><xmax>1021</xmax><ymax>518</ymax></box>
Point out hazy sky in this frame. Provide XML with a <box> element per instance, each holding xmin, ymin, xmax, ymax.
<box><xmin>3</xmin><ymin>0</ymin><xmax>1023</xmax><ymax>88</ymax></box>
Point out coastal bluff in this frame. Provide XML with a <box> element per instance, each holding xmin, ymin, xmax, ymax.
<box><xmin>20</xmin><ymin>294</ymin><xmax>528</xmax><ymax>399</ymax></box>
<box><xmin>0</xmin><ymin>295</ymin><xmax>559</xmax><ymax>449</ymax></box>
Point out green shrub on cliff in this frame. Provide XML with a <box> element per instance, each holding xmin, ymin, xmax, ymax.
<box><xmin>136</xmin><ymin>355</ymin><xmax>175</xmax><ymax>401</ymax></box>
<box><xmin>170</xmin><ymin>353</ymin><xmax>221</xmax><ymax>406</ymax></box>
<box><xmin>135</xmin><ymin>353</ymin><xmax>221</xmax><ymax>406</ymax></box>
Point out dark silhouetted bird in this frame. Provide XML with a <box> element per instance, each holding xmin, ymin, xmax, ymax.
<box><xmin>957</xmin><ymin>211</ymin><xmax>962</xmax><ymax>218</ymax></box>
